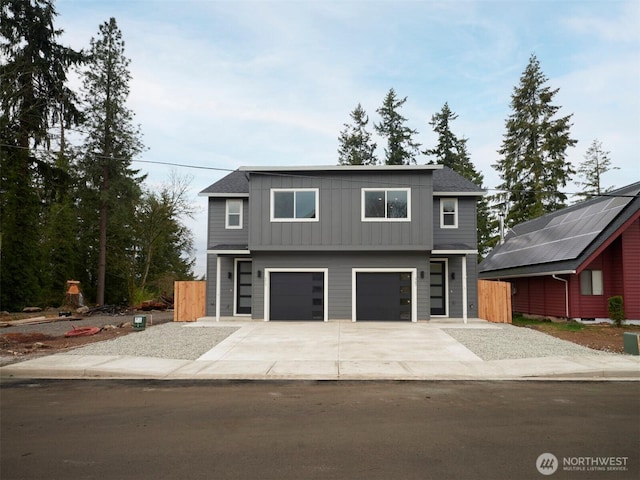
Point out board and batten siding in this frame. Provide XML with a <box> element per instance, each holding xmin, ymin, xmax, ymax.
<box><xmin>251</xmin><ymin>251</ymin><xmax>431</xmax><ymax>321</ymax></box>
<box><xmin>248</xmin><ymin>171</ymin><xmax>433</xmax><ymax>250</ymax></box>
<box><xmin>208</xmin><ymin>198</ymin><xmax>249</xmax><ymax>247</ymax></box>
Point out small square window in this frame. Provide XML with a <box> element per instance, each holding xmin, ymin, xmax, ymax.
<box><xmin>580</xmin><ymin>270</ymin><xmax>603</xmax><ymax>296</ymax></box>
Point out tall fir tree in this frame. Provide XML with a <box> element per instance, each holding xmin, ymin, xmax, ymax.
<box><xmin>337</xmin><ymin>104</ymin><xmax>377</xmax><ymax>165</ymax></box>
<box><xmin>574</xmin><ymin>139</ymin><xmax>618</xmax><ymax>201</ymax></box>
<box><xmin>0</xmin><ymin>0</ymin><xmax>84</xmax><ymax>310</ymax></box>
<box><xmin>77</xmin><ymin>17</ymin><xmax>145</xmax><ymax>305</ymax></box>
<box><xmin>493</xmin><ymin>54</ymin><xmax>577</xmax><ymax>227</ymax></box>
<box><xmin>425</xmin><ymin>103</ymin><xmax>495</xmax><ymax>258</ymax></box>
<box><xmin>424</xmin><ymin>103</ymin><xmax>481</xmax><ymax>181</ymax></box>
<box><xmin>374</xmin><ymin>88</ymin><xmax>420</xmax><ymax>165</ymax></box>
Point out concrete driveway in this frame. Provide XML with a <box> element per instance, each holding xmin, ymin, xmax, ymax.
<box><xmin>194</xmin><ymin>321</ymin><xmax>484</xmax><ymax>377</ymax></box>
<box><xmin>1</xmin><ymin>319</ymin><xmax>639</xmax><ymax>380</ymax></box>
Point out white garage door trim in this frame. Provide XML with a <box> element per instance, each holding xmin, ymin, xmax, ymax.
<box><xmin>264</xmin><ymin>268</ymin><xmax>329</xmax><ymax>322</ymax></box>
<box><xmin>352</xmin><ymin>268</ymin><xmax>417</xmax><ymax>322</ymax></box>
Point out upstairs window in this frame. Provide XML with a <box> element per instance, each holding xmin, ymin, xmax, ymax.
<box><xmin>271</xmin><ymin>189</ymin><xmax>318</xmax><ymax>221</ymax></box>
<box><xmin>226</xmin><ymin>199</ymin><xmax>243</xmax><ymax>229</ymax></box>
<box><xmin>440</xmin><ymin>198</ymin><xmax>458</xmax><ymax>228</ymax></box>
<box><xmin>580</xmin><ymin>270</ymin><xmax>603</xmax><ymax>295</ymax></box>
<box><xmin>362</xmin><ymin>188</ymin><xmax>410</xmax><ymax>221</ymax></box>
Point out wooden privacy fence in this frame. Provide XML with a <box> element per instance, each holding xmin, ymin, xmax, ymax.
<box><xmin>478</xmin><ymin>280</ymin><xmax>512</xmax><ymax>323</ymax></box>
<box><xmin>174</xmin><ymin>281</ymin><xmax>206</xmax><ymax>322</ymax></box>
<box><xmin>173</xmin><ymin>279</ymin><xmax>512</xmax><ymax>323</ymax></box>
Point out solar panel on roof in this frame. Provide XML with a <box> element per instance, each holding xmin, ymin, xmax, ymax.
<box><xmin>480</xmin><ymin>191</ymin><xmax>635</xmax><ymax>272</ymax></box>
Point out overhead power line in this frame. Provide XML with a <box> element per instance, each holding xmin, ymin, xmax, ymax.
<box><xmin>1</xmin><ymin>142</ymin><xmax>636</xmax><ymax>198</ymax></box>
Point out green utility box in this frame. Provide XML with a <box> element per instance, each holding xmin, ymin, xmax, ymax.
<box><xmin>623</xmin><ymin>332</ymin><xmax>640</xmax><ymax>355</ymax></box>
<box><xmin>133</xmin><ymin>315</ymin><xmax>147</xmax><ymax>331</ymax></box>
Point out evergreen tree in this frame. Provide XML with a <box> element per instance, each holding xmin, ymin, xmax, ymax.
<box><xmin>337</xmin><ymin>104</ymin><xmax>377</xmax><ymax>165</ymax></box>
<box><xmin>424</xmin><ymin>103</ymin><xmax>481</xmax><ymax>181</ymax></box>
<box><xmin>574</xmin><ymin>139</ymin><xmax>618</xmax><ymax>200</ymax></box>
<box><xmin>493</xmin><ymin>54</ymin><xmax>577</xmax><ymax>227</ymax></box>
<box><xmin>0</xmin><ymin>0</ymin><xmax>84</xmax><ymax>310</ymax></box>
<box><xmin>77</xmin><ymin>17</ymin><xmax>145</xmax><ymax>305</ymax></box>
<box><xmin>39</xmin><ymin>140</ymin><xmax>83</xmax><ymax>306</ymax></box>
<box><xmin>425</xmin><ymin>103</ymin><xmax>495</xmax><ymax>258</ymax></box>
<box><xmin>374</xmin><ymin>88</ymin><xmax>420</xmax><ymax>165</ymax></box>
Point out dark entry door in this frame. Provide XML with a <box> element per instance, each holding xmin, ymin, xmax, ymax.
<box><xmin>356</xmin><ymin>272</ymin><xmax>412</xmax><ymax>321</ymax></box>
<box><xmin>270</xmin><ymin>272</ymin><xmax>324</xmax><ymax>321</ymax></box>
<box><xmin>235</xmin><ymin>260</ymin><xmax>252</xmax><ymax>315</ymax></box>
<box><xmin>430</xmin><ymin>261</ymin><xmax>446</xmax><ymax>316</ymax></box>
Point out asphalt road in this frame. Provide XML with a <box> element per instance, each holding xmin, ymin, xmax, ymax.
<box><xmin>1</xmin><ymin>380</ymin><xmax>638</xmax><ymax>480</ymax></box>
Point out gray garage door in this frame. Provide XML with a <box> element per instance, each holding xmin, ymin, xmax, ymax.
<box><xmin>356</xmin><ymin>272</ymin><xmax>412</xmax><ymax>321</ymax></box>
<box><xmin>269</xmin><ymin>272</ymin><xmax>324</xmax><ymax>321</ymax></box>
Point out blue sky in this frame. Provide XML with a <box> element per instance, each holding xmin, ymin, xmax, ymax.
<box><xmin>56</xmin><ymin>0</ymin><xmax>640</xmax><ymax>277</ymax></box>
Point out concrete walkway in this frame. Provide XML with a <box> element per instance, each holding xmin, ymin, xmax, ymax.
<box><xmin>1</xmin><ymin>320</ymin><xmax>639</xmax><ymax>381</ymax></box>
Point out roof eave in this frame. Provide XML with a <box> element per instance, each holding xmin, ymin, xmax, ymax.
<box><xmin>198</xmin><ymin>192</ymin><xmax>249</xmax><ymax>198</ymax></box>
<box><xmin>480</xmin><ymin>269</ymin><xmax>577</xmax><ymax>280</ymax></box>
<box><xmin>239</xmin><ymin>165</ymin><xmax>443</xmax><ymax>172</ymax></box>
<box><xmin>433</xmin><ymin>191</ymin><xmax>486</xmax><ymax>196</ymax></box>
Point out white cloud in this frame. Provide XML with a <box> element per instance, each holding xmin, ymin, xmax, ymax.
<box><xmin>564</xmin><ymin>0</ymin><xmax>640</xmax><ymax>43</ymax></box>
<box><xmin>54</xmin><ymin>0</ymin><xmax>640</xmax><ymax>277</ymax></box>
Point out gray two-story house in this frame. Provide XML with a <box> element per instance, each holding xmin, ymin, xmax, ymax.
<box><xmin>199</xmin><ymin>165</ymin><xmax>484</xmax><ymax>322</ymax></box>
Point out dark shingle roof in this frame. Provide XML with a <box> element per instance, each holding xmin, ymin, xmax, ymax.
<box><xmin>479</xmin><ymin>182</ymin><xmax>640</xmax><ymax>277</ymax></box>
<box><xmin>200</xmin><ymin>166</ymin><xmax>484</xmax><ymax>196</ymax></box>
<box><xmin>199</xmin><ymin>170</ymin><xmax>249</xmax><ymax>196</ymax></box>
<box><xmin>432</xmin><ymin>168</ymin><xmax>485</xmax><ymax>193</ymax></box>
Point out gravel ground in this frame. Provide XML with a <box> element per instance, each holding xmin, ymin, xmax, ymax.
<box><xmin>67</xmin><ymin>323</ymin><xmax>239</xmax><ymax>360</ymax></box>
<box><xmin>4</xmin><ymin>315</ymin><xmax>614</xmax><ymax>363</ymax></box>
<box><xmin>69</xmin><ymin>322</ymin><xmax>610</xmax><ymax>362</ymax></box>
<box><xmin>1</xmin><ymin>311</ymin><xmax>175</xmax><ymax>336</ymax></box>
<box><xmin>443</xmin><ymin>324</ymin><xmax>609</xmax><ymax>360</ymax></box>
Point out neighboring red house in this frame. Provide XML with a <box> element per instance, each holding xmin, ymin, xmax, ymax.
<box><xmin>479</xmin><ymin>182</ymin><xmax>640</xmax><ymax>322</ymax></box>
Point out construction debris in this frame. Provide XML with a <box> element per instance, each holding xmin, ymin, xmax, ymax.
<box><xmin>22</xmin><ymin>307</ymin><xmax>42</xmax><ymax>313</ymax></box>
<box><xmin>86</xmin><ymin>305</ymin><xmax>129</xmax><ymax>316</ymax></box>
<box><xmin>64</xmin><ymin>326</ymin><xmax>101</xmax><ymax>338</ymax></box>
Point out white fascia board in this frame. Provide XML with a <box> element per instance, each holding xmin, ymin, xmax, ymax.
<box><xmin>432</xmin><ymin>250</ymin><xmax>478</xmax><ymax>255</ymax></box>
<box><xmin>239</xmin><ymin>165</ymin><xmax>442</xmax><ymax>172</ymax></box>
<box><xmin>433</xmin><ymin>191</ymin><xmax>486</xmax><ymax>196</ymax></box>
<box><xmin>207</xmin><ymin>250</ymin><xmax>251</xmax><ymax>255</ymax></box>
<box><xmin>198</xmin><ymin>192</ymin><xmax>249</xmax><ymax>198</ymax></box>
<box><xmin>480</xmin><ymin>269</ymin><xmax>577</xmax><ymax>280</ymax></box>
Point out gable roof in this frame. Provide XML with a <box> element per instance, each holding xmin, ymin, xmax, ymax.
<box><xmin>479</xmin><ymin>182</ymin><xmax>640</xmax><ymax>278</ymax></box>
<box><xmin>199</xmin><ymin>170</ymin><xmax>250</xmax><ymax>197</ymax></box>
<box><xmin>199</xmin><ymin>165</ymin><xmax>484</xmax><ymax>197</ymax></box>
<box><xmin>432</xmin><ymin>168</ymin><xmax>485</xmax><ymax>195</ymax></box>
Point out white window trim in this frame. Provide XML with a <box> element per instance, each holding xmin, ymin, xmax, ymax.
<box><xmin>351</xmin><ymin>268</ymin><xmax>417</xmax><ymax>322</ymax></box>
<box><xmin>430</xmin><ymin>258</ymin><xmax>449</xmax><ymax>318</ymax></box>
<box><xmin>440</xmin><ymin>198</ymin><xmax>458</xmax><ymax>229</ymax></box>
<box><xmin>263</xmin><ymin>268</ymin><xmax>328</xmax><ymax>322</ymax></box>
<box><xmin>270</xmin><ymin>188</ymin><xmax>319</xmax><ymax>222</ymax></box>
<box><xmin>361</xmin><ymin>188</ymin><xmax>411</xmax><ymax>222</ymax></box>
<box><xmin>233</xmin><ymin>259</ymin><xmax>252</xmax><ymax>317</ymax></box>
<box><xmin>225</xmin><ymin>199</ymin><xmax>243</xmax><ymax>229</ymax></box>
